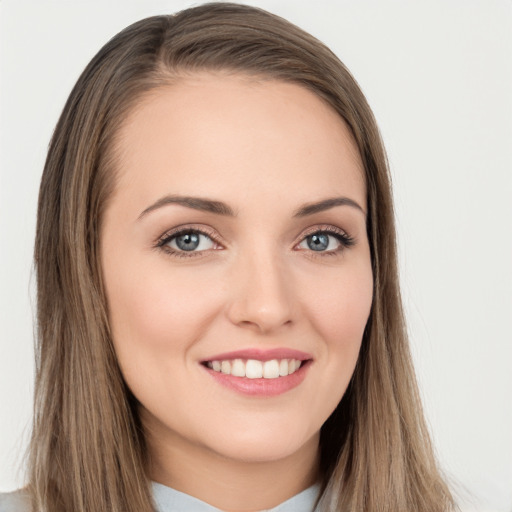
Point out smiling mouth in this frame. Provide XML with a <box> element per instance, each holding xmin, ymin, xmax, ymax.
<box><xmin>202</xmin><ymin>358</ymin><xmax>305</xmax><ymax>379</ymax></box>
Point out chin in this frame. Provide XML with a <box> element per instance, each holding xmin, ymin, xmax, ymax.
<box><xmin>202</xmin><ymin>421</ymin><xmax>320</xmax><ymax>464</ymax></box>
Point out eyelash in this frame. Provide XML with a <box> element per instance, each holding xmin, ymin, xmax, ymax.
<box><xmin>299</xmin><ymin>225</ymin><xmax>355</xmax><ymax>257</ymax></box>
<box><xmin>155</xmin><ymin>225</ymin><xmax>220</xmax><ymax>259</ymax></box>
<box><xmin>155</xmin><ymin>224</ymin><xmax>355</xmax><ymax>259</ymax></box>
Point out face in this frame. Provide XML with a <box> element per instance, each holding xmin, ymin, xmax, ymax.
<box><xmin>101</xmin><ymin>74</ymin><xmax>373</xmax><ymax>471</ymax></box>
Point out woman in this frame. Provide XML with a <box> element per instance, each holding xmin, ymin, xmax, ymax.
<box><xmin>0</xmin><ymin>3</ymin><xmax>455</xmax><ymax>511</ymax></box>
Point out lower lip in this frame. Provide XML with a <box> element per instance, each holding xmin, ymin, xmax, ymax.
<box><xmin>202</xmin><ymin>360</ymin><xmax>311</xmax><ymax>397</ymax></box>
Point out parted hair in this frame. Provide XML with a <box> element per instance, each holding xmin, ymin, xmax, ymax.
<box><xmin>30</xmin><ymin>3</ymin><xmax>455</xmax><ymax>511</ymax></box>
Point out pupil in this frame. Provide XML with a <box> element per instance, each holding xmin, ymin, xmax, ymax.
<box><xmin>176</xmin><ymin>233</ymin><xmax>200</xmax><ymax>251</ymax></box>
<box><xmin>307</xmin><ymin>233</ymin><xmax>329</xmax><ymax>251</ymax></box>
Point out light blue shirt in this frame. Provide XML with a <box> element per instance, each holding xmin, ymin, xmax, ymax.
<box><xmin>0</xmin><ymin>482</ymin><xmax>321</xmax><ymax>512</ymax></box>
<box><xmin>152</xmin><ymin>482</ymin><xmax>321</xmax><ymax>511</ymax></box>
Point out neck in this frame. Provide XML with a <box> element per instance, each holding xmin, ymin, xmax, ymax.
<box><xmin>145</xmin><ymin>422</ymin><xmax>320</xmax><ymax>512</ymax></box>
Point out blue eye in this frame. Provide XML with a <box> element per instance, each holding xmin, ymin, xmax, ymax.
<box><xmin>305</xmin><ymin>233</ymin><xmax>330</xmax><ymax>251</ymax></box>
<box><xmin>298</xmin><ymin>230</ymin><xmax>353</xmax><ymax>253</ymax></box>
<box><xmin>157</xmin><ymin>227</ymin><xmax>353</xmax><ymax>258</ymax></box>
<box><xmin>166</xmin><ymin>231</ymin><xmax>216</xmax><ymax>252</ymax></box>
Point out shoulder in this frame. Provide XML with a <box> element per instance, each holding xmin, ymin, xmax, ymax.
<box><xmin>0</xmin><ymin>490</ymin><xmax>31</xmax><ymax>512</ymax></box>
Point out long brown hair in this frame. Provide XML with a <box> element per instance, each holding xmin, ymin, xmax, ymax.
<box><xmin>30</xmin><ymin>3</ymin><xmax>455</xmax><ymax>511</ymax></box>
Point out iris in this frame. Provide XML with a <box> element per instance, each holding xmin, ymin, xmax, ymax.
<box><xmin>307</xmin><ymin>233</ymin><xmax>329</xmax><ymax>251</ymax></box>
<box><xmin>175</xmin><ymin>233</ymin><xmax>200</xmax><ymax>251</ymax></box>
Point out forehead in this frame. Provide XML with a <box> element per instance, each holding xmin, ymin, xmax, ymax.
<box><xmin>112</xmin><ymin>73</ymin><xmax>366</xmax><ymax>214</ymax></box>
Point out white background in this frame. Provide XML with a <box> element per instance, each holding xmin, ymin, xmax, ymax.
<box><xmin>0</xmin><ymin>1</ymin><xmax>511</xmax><ymax>511</ymax></box>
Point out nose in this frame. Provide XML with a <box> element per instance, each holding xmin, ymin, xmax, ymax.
<box><xmin>226</xmin><ymin>246</ymin><xmax>297</xmax><ymax>334</ymax></box>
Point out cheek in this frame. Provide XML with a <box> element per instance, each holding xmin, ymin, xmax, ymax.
<box><xmin>286</xmin><ymin>257</ymin><xmax>372</xmax><ymax>438</ymax></box>
<box><xmin>104</xmin><ymin>258</ymin><xmax>223</xmax><ymax>370</ymax></box>
<box><xmin>304</xmin><ymin>257</ymin><xmax>373</xmax><ymax>412</ymax></box>
<box><xmin>307</xmin><ymin>261</ymin><xmax>373</xmax><ymax>350</ymax></box>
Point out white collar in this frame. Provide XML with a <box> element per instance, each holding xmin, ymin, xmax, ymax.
<box><xmin>152</xmin><ymin>481</ymin><xmax>321</xmax><ymax>512</ymax></box>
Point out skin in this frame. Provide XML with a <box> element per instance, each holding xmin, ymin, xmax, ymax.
<box><xmin>101</xmin><ymin>73</ymin><xmax>373</xmax><ymax>511</ymax></box>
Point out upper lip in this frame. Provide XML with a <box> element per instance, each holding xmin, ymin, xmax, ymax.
<box><xmin>201</xmin><ymin>348</ymin><xmax>313</xmax><ymax>363</ymax></box>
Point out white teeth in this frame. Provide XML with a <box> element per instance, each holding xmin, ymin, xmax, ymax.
<box><xmin>221</xmin><ymin>360</ymin><xmax>231</xmax><ymax>374</ymax></box>
<box><xmin>206</xmin><ymin>358</ymin><xmax>303</xmax><ymax>378</ymax></box>
<box><xmin>263</xmin><ymin>359</ymin><xmax>280</xmax><ymax>379</ymax></box>
<box><xmin>231</xmin><ymin>359</ymin><xmax>245</xmax><ymax>377</ymax></box>
<box><xmin>246</xmin><ymin>359</ymin><xmax>263</xmax><ymax>379</ymax></box>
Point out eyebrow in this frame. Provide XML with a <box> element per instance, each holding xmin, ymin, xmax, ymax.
<box><xmin>138</xmin><ymin>195</ymin><xmax>236</xmax><ymax>219</ymax></box>
<box><xmin>137</xmin><ymin>194</ymin><xmax>365</xmax><ymax>220</ymax></box>
<box><xmin>293</xmin><ymin>197</ymin><xmax>366</xmax><ymax>217</ymax></box>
